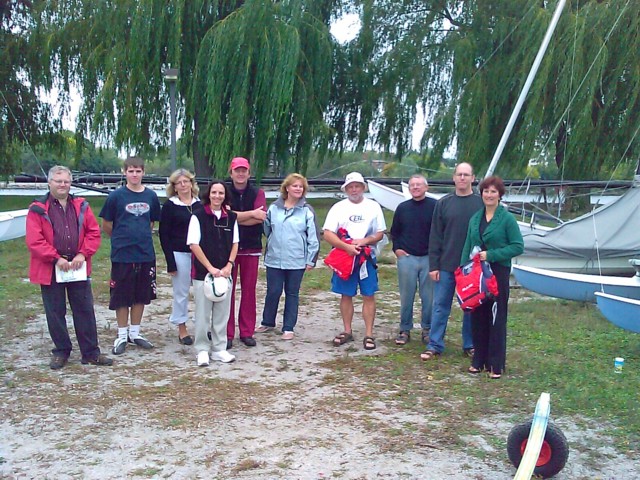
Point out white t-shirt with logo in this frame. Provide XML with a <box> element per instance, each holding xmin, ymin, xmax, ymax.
<box><xmin>322</xmin><ymin>197</ymin><xmax>386</xmax><ymax>247</ymax></box>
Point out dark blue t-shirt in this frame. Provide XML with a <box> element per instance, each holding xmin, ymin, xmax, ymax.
<box><xmin>99</xmin><ymin>186</ymin><xmax>161</xmax><ymax>262</ymax></box>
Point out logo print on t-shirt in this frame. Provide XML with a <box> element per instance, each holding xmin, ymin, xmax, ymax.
<box><xmin>349</xmin><ymin>214</ymin><xmax>364</xmax><ymax>223</ymax></box>
<box><xmin>125</xmin><ymin>202</ymin><xmax>151</xmax><ymax>216</ymax></box>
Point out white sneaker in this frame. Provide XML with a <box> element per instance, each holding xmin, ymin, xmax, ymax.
<box><xmin>197</xmin><ymin>351</ymin><xmax>209</xmax><ymax>367</ymax></box>
<box><xmin>210</xmin><ymin>350</ymin><xmax>236</xmax><ymax>363</ymax></box>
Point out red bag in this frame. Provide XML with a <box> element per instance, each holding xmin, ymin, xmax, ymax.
<box><xmin>324</xmin><ymin>227</ymin><xmax>373</xmax><ymax>280</ymax></box>
<box><xmin>454</xmin><ymin>254</ymin><xmax>499</xmax><ymax>311</ymax></box>
<box><xmin>324</xmin><ymin>248</ymin><xmax>356</xmax><ymax>280</ymax></box>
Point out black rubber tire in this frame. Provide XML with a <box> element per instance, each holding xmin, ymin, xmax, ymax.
<box><xmin>507</xmin><ymin>420</ymin><xmax>569</xmax><ymax>478</ymax></box>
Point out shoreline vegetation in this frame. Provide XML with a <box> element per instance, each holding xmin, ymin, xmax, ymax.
<box><xmin>0</xmin><ymin>196</ymin><xmax>638</xmax><ymax>478</ymax></box>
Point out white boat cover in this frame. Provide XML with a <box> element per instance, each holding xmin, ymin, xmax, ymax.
<box><xmin>523</xmin><ymin>186</ymin><xmax>640</xmax><ymax>263</ymax></box>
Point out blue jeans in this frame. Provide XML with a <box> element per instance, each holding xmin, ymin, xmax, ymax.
<box><xmin>426</xmin><ymin>270</ymin><xmax>473</xmax><ymax>353</ymax></box>
<box><xmin>261</xmin><ymin>267</ymin><xmax>305</xmax><ymax>332</ymax></box>
<box><xmin>397</xmin><ymin>254</ymin><xmax>433</xmax><ymax>332</ymax></box>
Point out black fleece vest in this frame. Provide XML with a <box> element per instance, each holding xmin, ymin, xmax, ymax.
<box><xmin>192</xmin><ymin>209</ymin><xmax>237</xmax><ymax>281</ymax></box>
<box><xmin>228</xmin><ymin>181</ymin><xmax>263</xmax><ymax>250</ymax></box>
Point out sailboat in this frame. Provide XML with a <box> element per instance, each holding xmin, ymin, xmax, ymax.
<box><xmin>594</xmin><ymin>292</ymin><xmax>640</xmax><ymax>334</ymax></box>
<box><xmin>0</xmin><ymin>209</ymin><xmax>28</xmax><ymax>242</ymax></box>
<box><xmin>512</xmin><ymin>262</ymin><xmax>640</xmax><ymax>303</ymax></box>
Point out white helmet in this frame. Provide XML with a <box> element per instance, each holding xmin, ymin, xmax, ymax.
<box><xmin>203</xmin><ymin>274</ymin><xmax>231</xmax><ymax>302</ymax></box>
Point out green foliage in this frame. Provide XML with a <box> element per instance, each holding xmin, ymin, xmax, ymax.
<box><xmin>34</xmin><ymin>0</ymin><xmax>334</xmax><ymax>179</ymax></box>
<box><xmin>1</xmin><ymin>0</ymin><xmax>61</xmax><ymax>177</ymax></box>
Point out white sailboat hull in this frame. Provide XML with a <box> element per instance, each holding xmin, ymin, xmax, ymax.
<box><xmin>0</xmin><ymin>209</ymin><xmax>28</xmax><ymax>242</ymax></box>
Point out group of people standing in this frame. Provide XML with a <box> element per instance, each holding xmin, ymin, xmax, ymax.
<box><xmin>26</xmin><ymin>156</ymin><xmax>320</xmax><ymax>369</ymax></box>
<box><xmin>389</xmin><ymin>163</ymin><xmax>524</xmax><ymax>378</ymax></box>
<box><xmin>26</xmin><ymin>158</ymin><xmax>522</xmax><ymax>377</ymax></box>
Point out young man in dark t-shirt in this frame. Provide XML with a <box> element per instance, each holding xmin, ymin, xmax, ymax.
<box><xmin>99</xmin><ymin>156</ymin><xmax>161</xmax><ymax>356</ymax></box>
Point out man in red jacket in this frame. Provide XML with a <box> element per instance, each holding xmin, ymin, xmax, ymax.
<box><xmin>26</xmin><ymin>166</ymin><xmax>112</xmax><ymax>370</ymax></box>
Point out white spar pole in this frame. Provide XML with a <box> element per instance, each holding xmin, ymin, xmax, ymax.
<box><xmin>484</xmin><ymin>0</ymin><xmax>567</xmax><ymax>179</ymax></box>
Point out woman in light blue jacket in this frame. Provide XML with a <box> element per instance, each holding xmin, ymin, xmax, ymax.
<box><xmin>256</xmin><ymin>174</ymin><xmax>320</xmax><ymax>340</ymax></box>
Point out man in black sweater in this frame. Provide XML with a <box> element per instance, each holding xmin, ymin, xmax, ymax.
<box><xmin>390</xmin><ymin>174</ymin><xmax>436</xmax><ymax>346</ymax></box>
<box><xmin>422</xmin><ymin>162</ymin><xmax>483</xmax><ymax>360</ymax></box>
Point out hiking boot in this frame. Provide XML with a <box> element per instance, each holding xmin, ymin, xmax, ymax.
<box><xmin>128</xmin><ymin>335</ymin><xmax>154</xmax><ymax>349</ymax></box>
<box><xmin>49</xmin><ymin>355</ymin><xmax>68</xmax><ymax>370</ymax></box>
<box><xmin>81</xmin><ymin>354</ymin><xmax>113</xmax><ymax>366</ymax></box>
<box><xmin>112</xmin><ymin>337</ymin><xmax>127</xmax><ymax>355</ymax></box>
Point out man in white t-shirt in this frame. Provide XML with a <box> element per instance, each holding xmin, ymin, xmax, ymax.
<box><xmin>323</xmin><ymin>172</ymin><xmax>386</xmax><ymax>350</ymax></box>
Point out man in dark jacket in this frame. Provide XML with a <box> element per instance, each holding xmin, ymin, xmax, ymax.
<box><xmin>226</xmin><ymin>157</ymin><xmax>267</xmax><ymax>348</ymax></box>
<box><xmin>25</xmin><ymin>166</ymin><xmax>112</xmax><ymax>369</ymax></box>
<box><xmin>390</xmin><ymin>174</ymin><xmax>436</xmax><ymax>346</ymax></box>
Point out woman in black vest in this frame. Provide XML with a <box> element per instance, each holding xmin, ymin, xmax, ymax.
<box><xmin>187</xmin><ymin>180</ymin><xmax>238</xmax><ymax>367</ymax></box>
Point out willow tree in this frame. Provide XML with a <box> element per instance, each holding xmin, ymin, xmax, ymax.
<box><xmin>192</xmin><ymin>0</ymin><xmax>332</xmax><ymax>176</ymax></box>
<box><xmin>331</xmin><ymin>0</ymin><xmax>640</xmax><ymax>179</ymax></box>
<box><xmin>34</xmin><ymin>0</ymin><xmax>334</xmax><ymax>178</ymax></box>
<box><xmin>1</xmin><ymin>0</ymin><xmax>59</xmax><ymax>176</ymax></box>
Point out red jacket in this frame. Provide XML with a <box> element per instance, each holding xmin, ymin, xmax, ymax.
<box><xmin>26</xmin><ymin>193</ymin><xmax>101</xmax><ymax>285</ymax></box>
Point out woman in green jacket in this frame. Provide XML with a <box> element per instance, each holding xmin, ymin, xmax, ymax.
<box><xmin>461</xmin><ymin>176</ymin><xmax>524</xmax><ymax>379</ymax></box>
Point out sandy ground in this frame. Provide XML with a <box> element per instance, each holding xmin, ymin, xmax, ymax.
<box><xmin>0</xmin><ymin>277</ymin><xmax>637</xmax><ymax>480</ymax></box>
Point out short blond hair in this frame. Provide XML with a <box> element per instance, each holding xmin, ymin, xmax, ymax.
<box><xmin>280</xmin><ymin>173</ymin><xmax>309</xmax><ymax>199</ymax></box>
<box><xmin>166</xmin><ymin>169</ymin><xmax>199</xmax><ymax>198</ymax></box>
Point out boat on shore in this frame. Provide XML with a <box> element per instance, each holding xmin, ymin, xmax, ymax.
<box><xmin>0</xmin><ymin>209</ymin><xmax>28</xmax><ymax>242</ymax></box>
<box><xmin>512</xmin><ymin>263</ymin><xmax>640</xmax><ymax>303</ymax></box>
<box><xmin>595</xmin><ymin>292</ymin><xmax>640</xmax><ymax>333</ymax></box>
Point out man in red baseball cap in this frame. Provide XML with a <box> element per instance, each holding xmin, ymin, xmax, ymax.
<box><xmin>225</xmin><ymin>157</ymin><xmax>267</xmax><ymax>348</ymax></box>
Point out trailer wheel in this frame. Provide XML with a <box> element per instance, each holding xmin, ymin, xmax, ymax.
<box><xmin>507</xmin><ymin>420</ymin><xmax>569</xmax><ymax>478</ymax></box>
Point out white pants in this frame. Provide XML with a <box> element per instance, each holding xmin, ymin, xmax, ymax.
<box><xmin>193</xmin><ymin>279</ymin><xmax>232</xmax><ymax>353</ymax></box>
<box><xmin>169</xmin><ymin>252</ymin><xmax>192</xmax><ymax>326</ymax></box>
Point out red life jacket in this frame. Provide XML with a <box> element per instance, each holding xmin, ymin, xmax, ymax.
<box><xmin>454</xmin><ymin>254</ymin><xmax>499</xmax><ymax>311</ymax></box>
<box><xmin>324</xmin><ymin>228</ymin><xmax>372</xmax><ymax>280</ymax></box>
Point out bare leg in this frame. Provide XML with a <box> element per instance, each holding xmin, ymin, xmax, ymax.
<box><xmin>178</xmin><ymin>323</ymin><xmax>188</xmax><ymax>337</ymax></box>
<box><xmin>339</xmin><ymin>295</ymin><xmax>354</xmax><ymax>333</ymax></box>
<box><xmin>130</xmin><ymin>304</ymin><xmax>145</xmax><ymax>325</ymax></box>
<box><xmin>116</xmin><ymin>307</ymin><xmax>130</xmax><ymax>328</ymax></box>
<box><xmin>362</xmin><ymin>295</ymin><xmax>376</xmax><ymax>337</ymax></box>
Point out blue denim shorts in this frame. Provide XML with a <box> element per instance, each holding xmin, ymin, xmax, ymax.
<box><xmin>331</xmin><ymin>260</ymin><xmax>378</xmax><ymax>297</ymax></box>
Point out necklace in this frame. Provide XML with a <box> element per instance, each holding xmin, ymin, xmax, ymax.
<box><xmin>179</xmin><ymin>195</ymin><xmax>193</xmax><ymax>215</ymax></box>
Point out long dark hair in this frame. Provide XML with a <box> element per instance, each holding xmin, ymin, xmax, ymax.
<box><xmin>201</xmin><ymin>179</ymin><xmax>231</xmax><ymax>210</ymax></box>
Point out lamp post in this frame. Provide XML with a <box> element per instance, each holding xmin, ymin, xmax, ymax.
<box><xmin>163</xmin><ymin>66</ymin><xmax>179</xmax><ymax>171</ymax></box>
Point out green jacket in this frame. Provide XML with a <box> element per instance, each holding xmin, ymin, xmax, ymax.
<box><xmin>460</xmin><ymin>205</ymin><xmax>524</xmax><ymax>268</ymax></box>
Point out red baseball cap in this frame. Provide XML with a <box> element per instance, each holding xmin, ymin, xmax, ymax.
<box><xmin>229</xmin><ymin>157</ymin><xmax>250</xmax><ymax>171</ymax></box>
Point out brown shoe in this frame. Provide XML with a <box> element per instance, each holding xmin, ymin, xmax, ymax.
<box><xmin>81</xmin><ymin>354</ymin><xmax>113</xmax><ymax>366</ymax></box>
<box><xmin>50</xmin><ymin>355</ymin><xmax>68</xmax><ymax>370</ymax></box>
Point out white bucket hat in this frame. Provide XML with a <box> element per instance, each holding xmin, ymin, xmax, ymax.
<box><xmin>340</xmin><ymin>172</ymin><xmax>367</xmax><ymax>192</ymax></box>
<box><xmin>203</xmin><ymin>274</ymin><xmax>231</xmax><ymax>302</ymax></box>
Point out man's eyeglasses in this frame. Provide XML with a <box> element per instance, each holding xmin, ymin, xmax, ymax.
<box><xmin>455</xmin><ymin>173</ymin><xmax>473</xmax><ymax>178</ymax></box>
<box><xmin>51</xmin><ymin>180</ymin><xmax>71</xmax><ymax>185</ymax></box>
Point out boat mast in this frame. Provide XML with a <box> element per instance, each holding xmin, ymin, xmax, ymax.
<box><xmin>484</xmin><ymin>0</ymin><xmax>568</xmax><ymax>179</ymax></box>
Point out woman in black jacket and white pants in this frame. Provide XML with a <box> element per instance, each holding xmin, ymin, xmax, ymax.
<box><xmin>187</xmin><ymin>180</ymin><xmax>238</xmax><ymax>367</ymax></box>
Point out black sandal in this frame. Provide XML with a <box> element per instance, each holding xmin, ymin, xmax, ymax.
<box><xmin>333</xmin><ymin>332</ymin><xmax>354</xmax><ymax>346</ymax></box>
<box><xmin>363</xmin><ymin>336</ymin><xmax>376</xmax><ymax>350</ymax></box>
<box><xmin>394</xmin><ymin>331</ymin><xmax>410</xmax><ymax>346</ymax></box>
